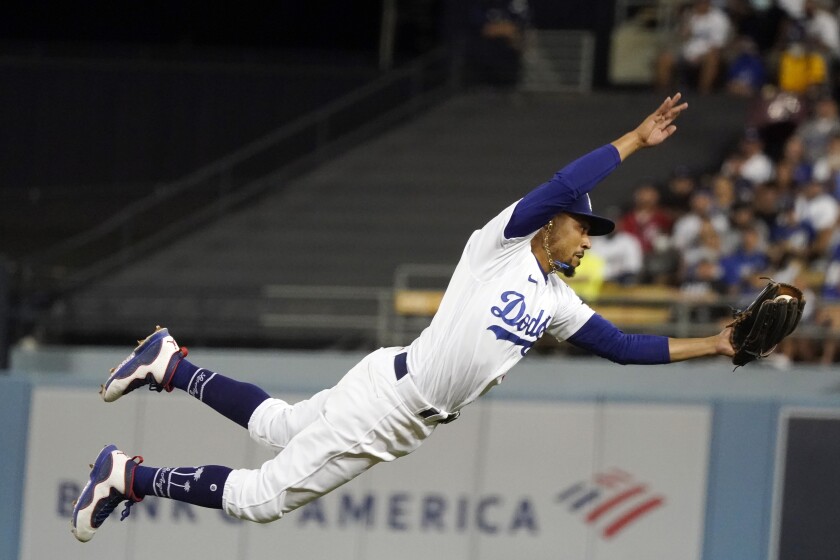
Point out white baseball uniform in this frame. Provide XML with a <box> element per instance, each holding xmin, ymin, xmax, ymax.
<box><xmin>222</xmin><ymin>200</ymin><xmax>596</xmax><ymax>522</ymax></box>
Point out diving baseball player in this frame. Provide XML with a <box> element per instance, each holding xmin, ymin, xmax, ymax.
<box><xmin>71</xmin><ymin>93</ymin><xmax>736</xmax><ymax>541</ymax></box>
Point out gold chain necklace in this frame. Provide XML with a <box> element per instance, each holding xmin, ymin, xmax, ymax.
<box><xmin>542</xmin><ymin>220</ymin><xmax>560</xmax><ymax>276</ymax></box>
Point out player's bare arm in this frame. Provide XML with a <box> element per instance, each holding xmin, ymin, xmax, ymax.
<box><xmin>611</xmin><ymin>93</ymin><xmax>688</xmax><ymax>161</ymax></box>
<box><xmin>667</xmin><ymin>327</ymin><xmax>735</xmax><ymax>362</ymax></box>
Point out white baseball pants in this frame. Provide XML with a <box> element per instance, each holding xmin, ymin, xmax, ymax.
<box><xmin>221</xmin><ymin>347</ymin><xmax>440</xmax><ymax>522</ymax></box>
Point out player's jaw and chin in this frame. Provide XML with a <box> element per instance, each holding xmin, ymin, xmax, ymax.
<box><xmin>558</xmin><ymin>259</ymin><xmax>578</xmax><ymax>278</ymax></box>
<box><xmin>547</xmin><ymin>213</ymin><xmax>591</xmax><ymax>278</ymax></box>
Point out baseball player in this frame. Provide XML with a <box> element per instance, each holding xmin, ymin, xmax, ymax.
<box><xmin>71</xmin><ymin>93</ymin><xmax>735</xmax><ymax>542</ymax></box>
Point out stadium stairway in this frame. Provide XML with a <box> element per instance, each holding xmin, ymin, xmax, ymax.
<box><xmin>45</xmin><ymin>90</ymin><xmax>749</xmax><ymax>347</ymax></box>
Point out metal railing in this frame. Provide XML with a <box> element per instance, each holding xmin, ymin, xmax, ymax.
<box><xmin>519</xmin><ymin>30</ymin><xmax>595</xmax><ymax>93</ymax></box>
<box><xmin>40</xmin><ymin>277</ymin><xmax>840</xmax><ymax>354</ymax></box>
<box><xmin>261</xmin><ymin>284</ymin><xmax>393</xmax><ymax>347</ymax></box>
<box><xmin>20</xmin><ymin>48</ymin><xmax>457</xmax><ymax>293</ymax></box>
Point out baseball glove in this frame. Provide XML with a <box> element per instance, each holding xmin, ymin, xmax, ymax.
<box><xmin>729</xmin><ymin>280</ymin><xmax>806</xmax><ymax>367</ymax></box>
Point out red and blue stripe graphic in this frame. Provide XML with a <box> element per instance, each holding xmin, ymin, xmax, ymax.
<box><xmin>557</xmin><ymin>468</ymin><xmax>665</xmax><ymax>539</ymax></box>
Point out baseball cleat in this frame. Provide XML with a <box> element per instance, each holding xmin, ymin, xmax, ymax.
<box><xmin>101</xmin><ymin>326</ymin><xmax>188</xmax><ymax>402</ymax></box>
<box><xmin>71</xmin><ymin>444</ymin><xmax>143</xmax><ymax>543</ymax></box>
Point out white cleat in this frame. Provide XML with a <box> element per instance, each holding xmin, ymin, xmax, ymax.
<box><xmin>71</xmin><ymin>445</ymin><xmax>143</xmax><ymax>543</ymax></box>
<box><xmin>101</xmin><ymin>327</ymin><xmax>188</xmax><ymax>402</ymax></box>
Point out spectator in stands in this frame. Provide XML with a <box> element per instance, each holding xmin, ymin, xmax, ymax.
<box><xmin>672</xmin><ymin>189</ymin><xmax>730</xmax><ymax>252</ymax></box>
<box><xmin>681</xmin><ymin>256</ymin><xmax>727</xmax><ymax>296</ymax></box>
<box><xmin>794</xmin><ymin>177</ymin><xmax>840</xmax><ymax>260</ymax></box>
<box><xmin>720</xmin><ymin>128</ymin><xmax>775</xmax><ymax>186</ymax></box>
<box><xmin>803</xmin><ymin>0</ymin><xmax>840</xmax><ymax>61</ymax></box>
<box><xmin>589</xmin><ymin>218</ymin><xmax>644</xmax><ymax>285</ymax></box>
<box><xmin>775</xmin><ymin>0</ymin><xmax>839</xmax><ymax>98</ymax></box>
<box><xmin>679</xmin><ymin>219</ymin><xmax>726</xmax><ymax>295</ymax></box>
<box><xmin>798</xmin><ymin>94</ymin><xmax>840</xmax><ymax>162</ymax></box>
<box><xmin>681</xmin><ymin>218</ymin><xmax>724</xmax><ymax>271</ymax></box>
<box><xmin>720</xmin><ymin>224</ymin><xmax>771</xmax><ymax>295</ymax></box>
<box><xmin>722</xmin><ymin>200</ymin><xmax>771</xmax><ymax>253</ymax></box>
<box><xmin>823</xmin><ymin>243</ymin><xmax>840</xmax><ymax>299</ymax></box>
<box><xmin>660</xmin><ymin>165</ymin><xmax>697</xmax><ymax>219</ymax></box>
<box><xmin>710</xmin><ymin>173</ymin><xmax>738</xmax><ymax>214</ymax></box>
<box><xmin>811</xmin><ymin>132</ymin><xmax>840</xmax><ymax>196</ymax></box>
<box><xmin>654</xmin><ymin>0</ymin><xmax>733</xmax><ymax>94</ymax></box>
<box><xmin>726</xmin><ymin>0</ymin><xmax>786</xmax><ymax>52</ymax></box>
<box><xmin>618</xmin><ymin>181</ymin><xmax>674</xmax><ymax>255</ymax></box>
<box><xmin>770</xmin><ymin>200</ymin><xmax>815</xmax><ymax>261</ymax></box>
<box><xmin>752</xmin><ymin>182</ymin><xmax>784</xmax><ymax>232</ymax></box>
<box><xmin>778</xmin><ymin>0</ymin><xmax>805</xmax><ymax>20</ymax></box>
<box><xmin>776</xmin><ymin>133</ymin><xmax>814</xmax><ymax>189</ymax></box>
<box><xmin>774</xmin><ymin>157</ymin><xmax>801</xmax><ymax>200</ymax></box>
<box><xmin>726</xmin><ymin>35</ymin><xmax>767</xmax><ymax>97</ymax></box>
<box><xmin>562</xmin><ymin>251</ymin><xmax>606</xmax><ymax>302</ymax></box>
<box><xmin>771</xmin><ymin>252</ymin><xmax>810</xmax><ymax>287</ymax></box>
<box><xmin>739</xmin><ymin>128</ymin><xmax>775</xmax><ymax>186</ymax></box>
<box><xmin>777</xmin><ymin>25</ymin><xmax>831</xmax><ymax>95</ymax></box>
<box><xmin>464</xmin><ymin>0</ymin><xmax>531</xmax><ymax>87</ymax></box>
<box><xmin>775</xmin><ymin>263</ymin><xmax>819</xmax><ymax>365</ymax></box>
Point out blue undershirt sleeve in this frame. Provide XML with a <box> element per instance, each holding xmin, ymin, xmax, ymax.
<box><xmin>504</xmin><ymin>144</ymin><xmax>621</xmax><ymax>239</ymax></box>
<box><xmin>567</xmin><ymin>313</ymin><xmax>671</xmax><ymax>365</ymax></box>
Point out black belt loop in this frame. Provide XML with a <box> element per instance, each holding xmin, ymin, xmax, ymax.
<box><xmin>393</xmin><ymin>351</ymin><xmax>459</xmax><ymax>424</ymax></box>
<box><xmin>420</xmin><ymin>409</ymin><xmax>459</xmax><ymax>424</ymax></box>
<box><xmin>394</xmin><ymin>351</ymin><xmax>409</xmax><ymax>380</ymax></box>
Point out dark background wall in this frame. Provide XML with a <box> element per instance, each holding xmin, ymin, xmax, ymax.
<box><xmin>1</xmin><ymin>3</ymin><xmax>386</xmax><ymax>52</ymax></box>
<box><xmin>2</xmin><ymin>1</ymin><xmax>613</xmax><ymax>51</ymax></box>
<box><xmin>0</xmin><ymin>59</ymin><xmax>377</xmax><ymax>188</ymax></box>
<box><xmin>0</xmin><ymin>0</ymin><xmax>619</xmax><ymax>191</ymax></box>
<box><xmin>0</xmin><ymin>2</ymin><xmax>390</xmax><ymax>189</ymax></box>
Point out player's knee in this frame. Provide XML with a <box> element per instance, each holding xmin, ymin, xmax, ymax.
<box><xmin>224</xmin><ymin>495</ymin><xmax>286</xmax><ymax>523</ymax></box>
<box><xmin>248</xmin><ymin>510</ymin><xmax>284</xmax><ymax>524</ymax></box>
<box><xmin>247</xmin><ymin>398</ymin><xmax>293</xmax><ymax>449</ymax></box>
<box><xmin>227</xmin><ymin>508</ymin><xmax>284</xmax><ymax>524</ymax></box>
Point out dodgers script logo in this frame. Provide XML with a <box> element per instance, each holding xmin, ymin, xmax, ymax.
<box><xmin>488</xmin><ymin>290</ymin><xmax>551</xmax><ymax>355</ymax></box>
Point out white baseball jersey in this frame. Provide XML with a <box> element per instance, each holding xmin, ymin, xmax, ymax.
<box><xmin>406</xmin><ymin>201</ymin><xmax>595</xmax><ymax>413</ymax></box>
<box><xmin>224</xmin><ymin>146</ymin><xmax>623</xmax><ymax>522</ymax></box>
<box><xmin>224</xmin><ymin>200</ymin><xmax>596</xmax><ymax>522</ymax></box>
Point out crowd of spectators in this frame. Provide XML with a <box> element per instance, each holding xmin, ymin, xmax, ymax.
<box><xmin>653</xmin><ymin>0</ymin><xmax>840</xmax><ymax>98</ymax></box>
<box><xmin>578</xmin><ymin>0</ymin><xmax>840</xmax><ymax>365</ymax></box>
<box><xmin>586</xmin><ymin>63</ymin><xmax>840</xmax><ymax>365</ymax></box>
<box><xmin>583</xmin><ymin>105</ymin><xmax>840</xmax><ymax>362</ymax></box>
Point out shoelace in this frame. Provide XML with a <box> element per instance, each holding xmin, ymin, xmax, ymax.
<box><xmin>120</xmin><ymin>501</ymin><xmax>135</xmax><ymax>521</ymax></box>
<box><xmin>93</xmin><ymin>455</ymin><xmax>143</xmax><ymax>527</ymax></box>
<box><xmin>147</xmin><ymin>347</ymin><xmax>186</xmax><ymax>393</ymax></box>
<box><xmin>93</xmin><ymin>495</ymin><xmax>134</xmax><ymax>526</ymax></box>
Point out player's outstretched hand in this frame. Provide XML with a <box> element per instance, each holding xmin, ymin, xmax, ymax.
<box><xmin>634</xmin><ymin>93</ymin><xmax>688</xmax><ymax>148</ymax></box>
<box><xmin>611</xmin><ymin>93</ymin><xmax>688</xmax><ymax>161</ymax></box>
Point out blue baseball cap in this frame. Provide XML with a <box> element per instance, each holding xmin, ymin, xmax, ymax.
<box><xmin>564</xmin><ymin>193</ymin><xmax>615</xmax><ymax>236</ymax></box>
